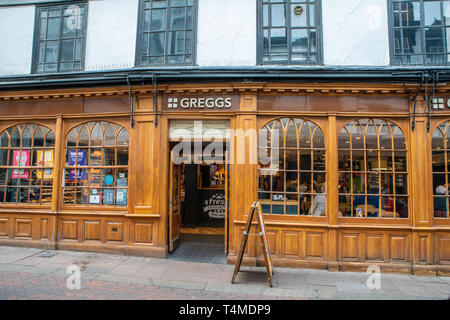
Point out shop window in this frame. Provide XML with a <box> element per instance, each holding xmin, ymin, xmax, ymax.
<box><xmin>63</xmin><ymin>121</ymin><xmax>129</xmax><ymax>207</ymax></box>
<box><xmin>258</xmin><ymin>0</ymin><xmax>322</xmax><ymax>65</ymax></box>
<box><xmin>389</xmin><ymin>0</ymin><xmax>450</xmax><ymax>66</ymax></box>
<box><xmin>432</xmin><ymin>121</ymin><xmax>450</xmax><ymax>218</ymax></box>
<box><xmin>136</xmin><ymin>0</ymin><xmax>197</xmax><ymax>66</ymax></box>
<box><xmin>338</xmin><ymin>119</ymin><xmax>408</xmax><ymax>219</ymax></box>
<box><xmin>32</xmin><ymin>2</ymin><xmax>87</xmax><ymax>73</ymax></box>
<box><xmin>0</xmin><ymin>124</ymin><xmax>55</xmax><ymax>204</ymax></box>
<box><xmin>258</xmin><ymin>118</ymin><xmax>326</xmax><ymax>216</ymax></box>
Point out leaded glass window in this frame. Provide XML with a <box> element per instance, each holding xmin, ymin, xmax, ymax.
<box><xmin>259</xmin><ymin>0</ymin><xmax>322</xmax><ymax>65</ymax></box>
<box><xmin>136</xmin><ymin>0</ymin><xmax>196</xmax><ymax>66</ymax></box>
<box><xmin>390</xmin><ymin>0</ymin><xmax>450</xmax><ymax>65</ymax></box>
<box><xmin>33</xmin><ymin>3</ymin><xmax>87</xmax><ymax>73</ymax></box>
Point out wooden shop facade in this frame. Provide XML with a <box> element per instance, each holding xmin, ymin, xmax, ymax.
<box><xmin>0</xmin><ymin>70</ymin><xmax>450</xmax><ymax>276</ymax></box>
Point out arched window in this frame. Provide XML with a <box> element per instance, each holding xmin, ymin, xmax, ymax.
<box><xmin>338</xmin><ymin>119</ymin><xmax>408</xmax><ymax>219</ymax></box>
<box><xmin>63</xmin><ymin>121</ymin><xmax>129</xmax><ymax>207</ymax></box>
<box><xmin>0</xmin><ymin>124</ymin><xmax>55</xmax><ymax>204</ymax></box>
<box><xmin>432</xmin><ymin>121</ymin><xmax>450</xmax><ymax>219</ymax></box>
<box><xmin>258</xmin><ymin>118</ymin><xmax>326</xmax><ymax>216</ymax></box>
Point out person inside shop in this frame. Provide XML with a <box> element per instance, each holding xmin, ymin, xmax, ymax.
<box><xmin>434</xmin><ymin>185</ymin><xmax>447</xmax><ymax>218</ymax></box>
<box><xmin>309</xmin><ymin>183</ymin><xmax>326</xmax><ymax>216</ymax></box>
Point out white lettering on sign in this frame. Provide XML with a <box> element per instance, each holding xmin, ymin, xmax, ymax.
<box><xmin>167</xmin><ymin>97</ymin><xmax>232</xmax><ymax>109</ymax></box>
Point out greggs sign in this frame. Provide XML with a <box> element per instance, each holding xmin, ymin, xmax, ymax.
<box><xmin>163</xmin><ymin>95</ymin><xmax>239</xmax><ymax>111</ymax></box>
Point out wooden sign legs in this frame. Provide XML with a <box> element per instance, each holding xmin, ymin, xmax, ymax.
<box><xmin>231</xmin><ymin>201</ymin><xmax>274</xmax><ymax>287</ymax></box>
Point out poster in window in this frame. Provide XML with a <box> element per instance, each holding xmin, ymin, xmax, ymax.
<box><xmin>89</xmin><ymin>189</ymin><xmax>100</xmax><ymax>204</ymax></box>
<box><xmin>36</xmin><ymin>150</ymin><xmax>54</xmax><ymax>179</ymax></box>
<box><xmin>68</xmin><ymin>150</ymin><xmax>87</xmax><ymax>180</ymax></box>
<box><xmin>103</xmin><ymin>189</ymin><xmax>114</xmax><ymax>205</ymax></box>
<box><xmin>12</xmin><ymin>150</ymin><xmax>30</xmax><ymax>179</ymax></box>
<box><xmin>116</xmin><ymin>189</ymin><xmax>127</xmax><ymax>206</ymax></box>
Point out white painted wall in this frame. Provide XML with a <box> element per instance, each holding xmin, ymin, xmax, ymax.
<box><xmin>0</xmin><ymin>6</ymin><xmax>35</xmax><ymax>75</ymax></box>
<box><xmin>85</xmin><ymin>0</ymin><xmax>139</xmax><ymax>71</ymax></box>
<box><xmin>322</xmin><ymin>0</ymin><xmax>390</xmax><ymax>66</ymax></box>
<box><xmin>197</xmin><ymin>0</ymin><xmax>257</xmax><ymax>67</ymax></box>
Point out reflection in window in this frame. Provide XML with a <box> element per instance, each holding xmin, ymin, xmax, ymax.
<box><xmin>390</xmin><ymin>0</ymin><xmax>450</xmax><ymax>65</ymax></box>
<box><xmin>0</xmin><ymin>124</ymin><xmax>55</xmax><ymax>204</ymax></box>
<box><xmin>260</xmin><ymin>0</ymin><xmax>321</xmax><ymax>64</ymax></box>
<box><xmin>34</xmin><ymin>3</ymin><xmax>87</xmax><ymax>73</ymax></box>
<box><xmin>63</xmin><ymin>122</ymin><xmax>129</xmax><ymax>207</ymax></box>
<box><xmin>258</xmin><ymin>118</ymin><xmax>326</xmax><ymax>216</ymax></box>
<box><xmin>432</xmin><ymin>121</ymin><xmax>450</xmax><ymax>218</ymax></box>
<box><xmin>338</xmin><ymin>119</ymin><xmax>408</xmax><ymax>219</ymax></box>
<box><xmin>137</xmin><ymin>0</ymin><xmax>196</xmax><ymax>66</ymax></box>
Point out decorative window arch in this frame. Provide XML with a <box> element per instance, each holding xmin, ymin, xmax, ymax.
<box><xmin>432</xmin><ymin>121</ymin><xmax>450</xmax><ymax>218</ymax></box>
<box><xmin>258</xmin><ymin>118</ymin><xmax>326</xmax><ymax>216</ymax></box>
<box><xmin>338</xmin><ymin>119</ymin><xmax>408</xmax><ymax>219</ymax></box>
<box><xmin>63</xmin><ymin>121</ymin><xmax>129</xmax><ymax>207</ymax></box>
<box><xmin>0</xmin><ymin>124</ymin><xmax>55</xmax><ymax>204</ymax></box>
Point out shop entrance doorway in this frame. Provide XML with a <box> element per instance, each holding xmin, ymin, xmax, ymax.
<box><xmin>168</xmin><ymin>142</ymin><xmax>229</xmax><ymax>258</ymax></box>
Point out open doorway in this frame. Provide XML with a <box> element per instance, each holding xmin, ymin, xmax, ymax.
<box><xmin>168</xmin><ymin>141</ymin><xmax>229</xmax><ymax>263</ymax></box>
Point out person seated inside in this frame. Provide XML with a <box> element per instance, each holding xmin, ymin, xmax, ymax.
<box><xmin>309</xmin><ymin>183</ymin><xmax>326</xmax><ymax>216</ymax></box>
<box><xmin>434</xmin><ymin>185</ymin><xmax>447</xmax><ymax>218</ymax></box>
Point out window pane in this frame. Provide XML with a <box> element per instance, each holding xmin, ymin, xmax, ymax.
<box><xmin>291</xmin><ymin>29</ymin><xmax>308</xmax><ymax>52</ymax></box>
<box><xmin>150</xmin><ymin>32</ymin><xmax>165</xmax><ymax>56</ymax></box>
<box><xmin>424</xmin><ymin>0</ymin><xmax>442</xmax><ymax>26</ymax></box>
<box><xmin>45</xmin><ymin>41</ymin><xmax>59</xmax><ymax>63</ymax></box>
<box><xmin>47</xmin><ymin>17</ymin><xmax>61</xmax><ymax>40</ymax></box>
<box><xmin>170</xmin><ymin>7</ymin><xmax>185</xmax><ymax>29</ymax></box>
<box><xmin>61</xmin><ymin>39</ymin><xmax>74</xmax><ymax>62</ymax></box>
<box><xmin>291</xmin><ymin>5</ymin><xmax>307</xmax><ymax>27</ymax></box>
<box><xmin>271</xmin><ymin>4</ymin><xmax>286</xmax><ymax>27</ymax></box>
<box><xmin>151</xmin><ymin>9</ymin><xmax>166</xmax><ymax>31</ymax></box>
<box><xmin>270</xmin><ymin>28</ymin><xmax>287</xmax><ymax>55</ymax></box>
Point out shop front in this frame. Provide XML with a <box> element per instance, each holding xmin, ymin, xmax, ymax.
<box><xmin>0</xmin><ymin>81</ymin><xmax>449</xmax><ymax>275</ymax></box>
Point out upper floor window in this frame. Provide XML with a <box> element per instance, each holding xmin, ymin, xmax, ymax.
<box><xmin>0</xmin><ymin>124</ymin><xmax>55</xmax><ymax>205</ymax></box>
<box><xmin>389</xmin><ymin>0</ymin><xmax>450</xmax><ymax>66</ymax></box>
<box><xmin>32</xmin><ymin>3</ymin><xmax>87</xmax><ymax>73</ymax></box>
<box><xmin>258</xmin><ymin>0</ymin><xmax>322</xmax><ymax>65</ymax></box>
<box><xmin>136</xmin><ymin>0</ymin><xmax>196</xmax><ymax>67</ymax></box>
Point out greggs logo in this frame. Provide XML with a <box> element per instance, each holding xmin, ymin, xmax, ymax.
<box><xmin>167</xmin><ymin>97</ymin><xmax>233</xmax><ymax>109</ymax></box>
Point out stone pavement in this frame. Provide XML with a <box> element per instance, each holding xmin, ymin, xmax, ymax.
<box><xmin>0</xmin><ymin>245</ymin><xmax>449</xmax><ymax>300</ymax></box>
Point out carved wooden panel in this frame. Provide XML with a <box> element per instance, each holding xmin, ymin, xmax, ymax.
<box><xmin>134</xmin><ymin>222</ymin><xmax>153</xmax><ymax>244</ymax></box>
<box><xmin>84</xmin><ymin>221</ymin><xmax>101</xmax><ymax>242</ymax></box>
<box><xmin>60</xmin><ymin>220</ymin><xmax>78</xmax><ymax>240</ymax></box>
<box><xmin>15</xmin><ymin>218</ymin><xmax>32</xmax><ymax>238</ymax></box>
<box><xmin>306</xmin><ymin>232</ymin><xmax>324</xmax><ymax>258</ymax></box>
<box><xmin>106</xmin><ymin>221</ymin><xmax>124</xmax><ymax>242</ymax></box>
<box><xmin>366</xmin><ymin>235</ymin><xmax>384</xmax><ymax>261</ymax></box>
<box><xmin>283</xmin><ymin>231</ymin><xmax>300</xmax><ymax>257</ymax></box>
<box><xmin>418</xmin><ymin>235</ymin><xmax>428</xmax><ymax>263</ymax></box>
<box><xmin>0</xmin><ymin>218</ymin><xmax>9</xmax><ymax>237</ymax></box>
<box><xmin>341</xmin><ymin>233</ymin><xmax>359</xmax><ymax>260</ymax></box>
<box><xmin>258</xmin><ymin>230</ymin><xmax>277</xmax><ymax>255</ymax></box>
<box><xmin>437</xmin><ymin>236</ymin><xmax>450</xmax><ymax>264</ymax></box>
<box><xmin>41</xmin><ymin>219</ymin><xmax>49</xmax><ymax>240</ymax></box>
<box><xmin>390</xmin><ymin>235</ymin><xmax>408</xmax><ymax>261</ymax></box>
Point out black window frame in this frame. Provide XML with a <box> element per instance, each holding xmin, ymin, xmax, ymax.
<box><xmin>388</xmin><ymin>0</ymin><xmax>450</xmax><ymax>66</ymax></box>
<box><xmin>257</xmin><ymin>0</ymin><xmax>323</xmax><ymax>65</ymax></box>
<box><xmin>31</xmin><ymin>1</ymin><xmax>88</xmax><ymax>74</ymax></box>
<box><xmin>135</xmin><ymin>0</ymin><xmax>198</xmax><ymax>67</ymax></box>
